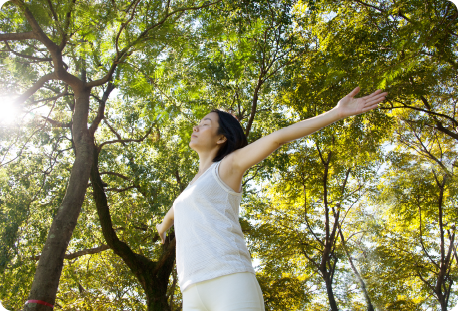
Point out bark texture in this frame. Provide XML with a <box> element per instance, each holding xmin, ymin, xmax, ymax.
<box><xmin>24</xmin><ymin>88</ymin><xmax>93</xmax><ymax>311</ymax></box>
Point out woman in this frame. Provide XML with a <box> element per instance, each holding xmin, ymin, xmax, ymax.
<box><xmin>156</xmin><ymin>86</ymin><xmax>387</xmax><ymax>310</ymax></box>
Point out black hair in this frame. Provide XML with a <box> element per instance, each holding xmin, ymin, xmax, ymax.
<box><xmin>210</xmin><ymin>109</ymin><xmax>248</xmax><ymax>162</ymax></box>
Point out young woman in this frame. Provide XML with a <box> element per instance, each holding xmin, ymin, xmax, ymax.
<box><xmin>156</xmin><ymin>86</ymin><xmax>387</xmax><ymax>311</ymax></box>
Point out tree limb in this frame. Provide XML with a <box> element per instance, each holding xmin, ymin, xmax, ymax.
<box><xmin>33</xmin><ymin>244</ymin><xmax>110</xmax><ymax>261</ymax></box>
<box><xmin>89</xmin><ymin>81</ymin><xmax>115</xmax><ymax>135</ymax></box>
<box><xmin>0</xmin><ymin>31</ymin><xmax>37</xmax><ymax>41</ymax></box>
<box><xmin>41</xmin><ymin>116</ymin><xmax>72</xmax><ymax>128</ymax></box>
<box><xmin>100</xmin><ymin>171</ymin><xmax>131</xmax><ymax>181</ymax></box>
<box><xmin>87</xmin><ymin>0</ymin><xmax>221</xmax><ymax>88</ymax></box>
<box><xmin>13</xmin><ymin>72</ymin><xmax>56</xmax><ymax>105</ymax></box>
<box><xmin>380</xmin><ymin>103</ymin><xmax>458</xmax><ymax>128</ymax></box>
<box><xmin>12</xmin><ymin>0</ymin><xmax>81</xmax><ymax>86</ymax></box>
<box><xmin>105</xmin><ymin>185</ymin><xmax>135</xmax><ymax>193</ymax></box>
<box><xmin>98</xmin><ymin>127</ymin><xmax>152</xmax><ymax>151</ymax></box>
<box><xmin>103</xmin><ymin>119</ymin><xmax>124</xmax><ymax>142</ymax></box>
<box><xmin>3</xmin><ymin>41</ymin><xmax>52</xmax><ymax>61</ymax></box>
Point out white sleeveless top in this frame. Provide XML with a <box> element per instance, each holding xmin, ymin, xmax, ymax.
<box><xmin>172</xmin><ymin>158</ymin><xmax>256</xmax><ymax>291</ymax></box>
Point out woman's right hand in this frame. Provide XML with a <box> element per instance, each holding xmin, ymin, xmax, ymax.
<box><xmin>156</xmin><ymin>223</ymin><xmax>166</xmax><ymax>244</ymax></box>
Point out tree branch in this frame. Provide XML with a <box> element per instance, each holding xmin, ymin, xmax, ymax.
<box><xmin>33</xmin><ymin>244</ymin><xmax>110</xmax><ymax>261</ymax></box>
<box><xmin>12</xmin><ymin>0</ymin><xmax>81</xmax><ymax>86</ymax></box>
<box><xmin>89</xmin><ymin>81</ymin><xmax>115</xmax><ymax>135</ymax></box>
<box><xmin>303</xmin><ymin>185</ymin><xmax>324</xmax><ymax>247</ymax></box>
<box><xmin>98</xmin><ymin>127</ymin><xmax>152</xmax><ymax>151</ymax></box>
<box><xmin>59</xmin><ymin>0</ymin><xmax>77</xmax><ymax>50</ymax></box>
<box><xmin>100</xmin><ymin>171</ymin><xmax>131</xmax><ymax>181</ymax></box>
<box><xmin>103</xmin><ymin>119</ymin><xmax>124</xmax><ymax>142</ymax></box>
<box><xmin>13</xmin><ymin>72</ymin><xmax>56</xmax><ymax>105</ymax></box>
<box><xmin>87</xmin><ymin>0</ymin><xmax>221</xmax><ymax>88</ymax></box>
<box><xmin>3</xmin><ymin>41</ymin><xmax>52</xmax><ymax>61</ymax></box>
<box><xmin>45</xmin><ymin>0</ymin><xmax>59</xmax><ymax>22</ymax></box>
<box><xmin>41</xmin><ymin>116</ymin><xmax>72</xmax><ymax>128</ymax></box>
<box><xmin>114</xmin><ymin>0</ymin><xmax>143</xmax><ymax>56</ymax></box>
<box><xmin>351</xmin><ymin>0</ymin><xmax>385</xmax><ymax>13</ymax></box>
<box><xmin>380</xmin><ymin>103</ymin><xmax>458</xmax><ymax>128</ymax></box>
<box><xmin>418</xmin><ymin>203</ymin><xmax>439</xmax><ymax>269</ymax></box>
<box><xmin>105</xmin><ymin>185</ymin><xmax>135</xmax><ymax>193</ymax></box>
<box><xmin>0</xmin><ymin>31</ymin><xmax>37</xmax><ymax>41</ymax></box>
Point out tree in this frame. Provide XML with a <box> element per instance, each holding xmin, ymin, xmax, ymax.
<box><xmin>365</xmin><ymin>149</ymin><xmax>458</xmax><ymax>310</ymax></box>
<box><xmin>243</xmin><ymin>92</ymin><xmax>387</xmax><ymax>310</ymax></box>
<box><xmin>301</xmin><ymin>0</ymin><xmax>458</xmax><ymax>173</ymax></box>
<box><xmin>0</xmin><ymin>0</ymin><xmax>218</xmax><ymax>309</ymax></box>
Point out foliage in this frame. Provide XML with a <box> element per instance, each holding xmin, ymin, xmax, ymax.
<box><xmin>0</xmin><ymin>0</ymin><xmax>457</xmax><ymax>310</ymax></box>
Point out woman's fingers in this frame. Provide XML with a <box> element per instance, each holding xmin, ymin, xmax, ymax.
<box><xmin>156</xmin><ymin>224</ymin><xmax>165</xmax><ymax>244</ymax></box>
<box><xmin>362</xmin><ymin>103</ymin><xmax>379</xmax><ymax>113</ymax></box>
<box><xmin>348</xmin><ymin>86</ymin><xmax>361</xmax><ymax>98</ymax></box>
<box><xmin>362</xmin><ymin>91</ymin><xmax>387</xmax><ymax>106</ymax></box>
<box><xmin>361</xmin><ymin>89</ymin><xmax>384</xmax><ymax>101</ymax></box>
<box><xmin>365</xmin><ymin>96</ymin><xmax>386</xmax><ymax>106</ymax></box>
<box><xmin>361</xmin><ymin>95</ymin><xmax>386</xmax><ymax>112</ymax></box>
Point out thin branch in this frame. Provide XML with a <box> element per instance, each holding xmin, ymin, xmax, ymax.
<box><xmin>89</xmin><ymin>81</ymin><xmax>115</xmax><ymax>135</ymax></box>
<box><xmin>0</xmin><ymin>98</ymin><xmax>57</xmax><ymax>167</ymax></box>
<box><xmin>300</xmin><ymin>249</ymin><xmax>321</xmax><ymax>272</ymax></box>
<box><xmin>4</xmin><ymin>41</ymin><xmax>52</xmax><ymax>61</ymax></box>
<box><xmin>105</xmin><ymin>185</ymin><xmax>135</xmax><ymax>193</ymax></box>
<box><xmin>98</xmin><ymin>127</ymin><xmax>152</xmax><ymax>151</ymax></box>
<box><xmin>416</xmin><ymin>270</ymin><xmax>436</xmax><ymax>293</ymax></box>
<box><xmin>33</xmin><ymin>244</ymin><xmax>110</xmax><ymax>261</ymax></box>
<box><xmin>46</xmin><ymin>0</ymin><xmax>59</xmax><ymax>22</ymax></box>
<box><xmin>103</xmin><ymin>119</ymin><xmax>124</xmax><ymax>142</ymax></box>
<box><xmin>100</xmin><ymin>172</ymin><xmax>131</xmax><ymax>181</ymax></box>
<box><xmin>380</xmin><ymin>104</ymin><xmax>458</xmax><ymax>128</ymax></box>
<box><xmin>59</xmin><ymin>0</ymin><xmax>76</xmax><ymax>50</ymax></box>
<box><xmin>41</xmin><ymin>116</ymin><xmax>72</xmax><ymax>128</ymax></box>
<box><xmin>115</xmin><ymin>0</ymin><xmax>143</xmax><ymax>56</ymax></box>
<box><xmin>0</xmin><ymin>31</ymin><xmax>37</xmax><ymax>41</ymax></box>
<box><xmin>88</xmin><ymin>0</ymin><xmax>221</xmax><ymax>88</ymax></box>
<box><xmin>303</xmin><ymin>185</ymin><xmax>324</xmax><ymax>247</ymax></box>
<box><xmin>29</xmin><ymin>93</ymin><xmax>72</xmax><ymax>104</ymax></box>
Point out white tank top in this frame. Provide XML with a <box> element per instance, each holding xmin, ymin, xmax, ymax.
<box><xmin>172</xmin><ymin>158</ymin><xmax>256</xmax><ymax>291</ymax></box>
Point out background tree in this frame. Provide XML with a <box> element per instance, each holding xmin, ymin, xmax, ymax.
<box><xmin>361</xmin><ymin>149</ymin><xmax>458</xmax><ymax>310</ymax></box>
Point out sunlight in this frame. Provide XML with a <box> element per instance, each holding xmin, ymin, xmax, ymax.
<box><xmin>0</xmin><ymin>96</ymin><xmax>20</xmax><ymax>125</ymax></box>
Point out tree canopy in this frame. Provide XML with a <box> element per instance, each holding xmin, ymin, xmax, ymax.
<box><xmin>0</xmin><ymin>0</ymin><xmax>457</xmax><ymax>310</ymax></box>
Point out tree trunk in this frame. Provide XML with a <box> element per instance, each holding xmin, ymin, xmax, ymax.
<box><xmin>440</xmin><ymin>297</ymin><xmax>447</xmax><ymax>311</ymax></box>
<box><xmin>24</xmin><ymin>88</ymin><xmax>93</xmax><ymax>310</ymax></box>
<box><xmin>90</xmin><ymin>143</ymin><xmax>176</xmax><ymax>311</ymax></box>
<box><xmin>145</xmin><ymin>248</ymin><xmax>176</xmax><ymax>311</ymax></box>
<box><xmin>324</xmin><ymin>274</ymin><xmax>339</xmax><ymax>311</ymax></box>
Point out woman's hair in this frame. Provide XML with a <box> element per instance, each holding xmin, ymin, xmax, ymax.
<box><xmin>210</xmin><ymin>109</ymin><xmax>248</xmax><ymax>162</ymax></box>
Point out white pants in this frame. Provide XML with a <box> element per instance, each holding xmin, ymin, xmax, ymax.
<box><xmin>182</xmin><ymin>272</ymin><xmax>265</xmax><ymax>311</ymax></box>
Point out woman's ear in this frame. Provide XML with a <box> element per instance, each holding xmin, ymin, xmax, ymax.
<box><xmin>217</xmin><ymin>135</ymin><xmax>227</xmax><ymax>145</ymax></box>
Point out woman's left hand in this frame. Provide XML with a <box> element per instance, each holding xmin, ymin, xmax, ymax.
<box><xmin>156</xmin><ymin>223</ymin><xmax>166</xmax><ymax>244</ymax></box>
<box><xmin>335</xmin><ymin>86</ymin><xmax>388</xmax><ymax>119</ymax></box>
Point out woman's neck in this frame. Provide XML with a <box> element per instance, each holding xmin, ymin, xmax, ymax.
<box><xmin>196</xmin><ymin>151</ymin><xmax>219</xmax><ymax>173</ymax></box>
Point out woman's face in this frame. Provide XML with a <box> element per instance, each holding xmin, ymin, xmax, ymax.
<box><xmin>189</xmin><ymin>112</ymin><xmax>226</xmax><ymax>151</ymax></box>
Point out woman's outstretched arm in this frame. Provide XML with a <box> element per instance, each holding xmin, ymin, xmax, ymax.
<box><xmin>156</xmin><ymin>206</ymin><xmax>174</xmax><ymax>244</ymax></box>
<box><xmin>230</xmin><ymin>87</ymin><xmax>387</xmax><ymax>175</ymax></box>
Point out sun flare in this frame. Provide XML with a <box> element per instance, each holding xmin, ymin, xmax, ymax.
<box><xmin>0</xmin><ymin>97</ymin><xmax>20</xmax><ymax>125</ymax></box>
